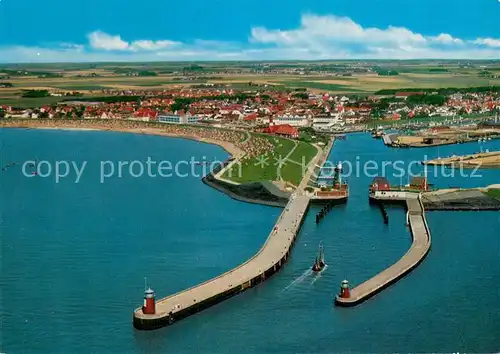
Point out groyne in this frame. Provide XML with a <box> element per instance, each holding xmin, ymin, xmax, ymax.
<box><xmin>133</xmin><ymin>194</ymin><xmax>310</xmax><ymax>330</ymax></box>
<box><xmin>335</xmin><ymin>196</ymin><xmax>431</xmax><ymax>306</ymax></box>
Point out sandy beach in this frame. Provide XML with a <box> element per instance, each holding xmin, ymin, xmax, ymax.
<box><xmin>1</xmin><ymin>119</ymin><xmax>245</xmax><ymax>159</ymax></box>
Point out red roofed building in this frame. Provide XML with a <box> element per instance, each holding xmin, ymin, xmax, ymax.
<box><xmin>370</xmin><ymin>177</ymin><xmax>391</xmax><ymax>192</ymax></box>
<box><xmin>243</xmin><ymin>112</ymin><xmax>258</xmax><ymax>121</ymax></box>
<box><xmin>263</xmin><ymin>124</ymin><xmax>299</xmax><ymax>138</ymax></box>
<box><xmin>134</xmin><ymin>108</ymin><xmax>158</xmax><ymax>120</ymax></box>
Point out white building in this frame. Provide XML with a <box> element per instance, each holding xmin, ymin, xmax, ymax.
<box><xmin>271</xmin><ymin>114</ymin><xmax>309</xmax><ymax>127</ymax></box>
<box><xmin>312</xmin><ymin>114</ymin><xmax>344</xmax><ymax>130</ymax></box>
<box><xmin>158</xmin><ymin>114</ymin><xmax>199</xmax><ymax>124</ymax></box>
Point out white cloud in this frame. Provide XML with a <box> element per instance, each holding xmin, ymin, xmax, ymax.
<box><xmin>431</xmin><ymin>33</ymin><xmax>464</xmax><ymax>45</ymax></box>
<box><xmin>473</xmin><ymin>37</ymin><xmax>500</xmax><ymax>48</ymax></box>
<box><xmin>129</xmin><ymin>40</ymin><xmax>179</xmax><ymax>51</ymax></box>
<box><xmin>87</xmin><ymin>31</ymin><xmax>180</xmax><ymax>51</ymax></box>
<box><xmin>249</xmin><ymin>14</ymin><xmax>500</xmax><ymax>59</ymax></box>
<box><xmin>1</xmin><ymin>14</ymin><xmax>500</xmax><ymax>62</ymax></box>
<box><xmin>251</xmin><ymin>14</ymin><xmax>427</xmax><ymax>47</ymax></box>
<box><xmin>88</xmin><ymin>31</ymin><xmax>129</xmax><ymax>50</ymax></box>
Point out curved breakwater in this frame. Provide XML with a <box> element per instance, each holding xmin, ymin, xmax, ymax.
<box><xmin>335</xmin><ymin>196</ymin><xmax>431</xmax><ymax>306</ymax></box>
<box><xmin>133</xmin><ymin>194</ymin><xmax>311</xmax><ymax>329</ymax></box>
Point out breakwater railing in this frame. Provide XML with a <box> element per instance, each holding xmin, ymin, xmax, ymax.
<box><xmin>335</xmin><ymin>196</ymin><xmax>431</xmax><ymax>307</ymax></box>
<box><xmin>133</xmin><ymin>194</ymin><xmax>311</xmax><ymax>330</ymax></box>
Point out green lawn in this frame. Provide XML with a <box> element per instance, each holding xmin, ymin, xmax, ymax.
<box><xmin>280</xmin><ymin>163</ymin><xmax>306</xmax><ymax>186</ymax></box>
<box><xmin>484</xmin><ymin>188</ymin><xmax>500</xmax><ymax>200</ymax></box>
<box><xmin>222</xmin><ymin>135</ymin><xmax>316</xmax><ymax>185</ymax></box>
<box><xmin>287</xmin><ymin>141</ymin><xmax>317</xmax><ymax>165</ymax></box>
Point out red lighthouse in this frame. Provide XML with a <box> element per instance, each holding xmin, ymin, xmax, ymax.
<box><xmin>339</xmin><ymin>280</ymin><xmax>350</xmax><ymax>298</ymax></box>
<box><xmin>142</xmin><ymin>288</ymin><xmax>156</xmax><ymax>315</ymax></box>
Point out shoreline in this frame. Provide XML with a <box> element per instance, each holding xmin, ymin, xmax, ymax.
<box><xmin>1</xmin><ymin>119</ymin><xmax>294</xmax><ymax>207</ymax></box>
<box><xmin>0</xmin><ymin>120</ymin><xmax>244</xmax><ymax>159</ymax></box>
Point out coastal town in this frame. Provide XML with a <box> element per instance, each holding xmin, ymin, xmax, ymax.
<box><xmin>1</xmin><ymin>85</ymin><xmax>500</xmax><ymax>138</ymax></box>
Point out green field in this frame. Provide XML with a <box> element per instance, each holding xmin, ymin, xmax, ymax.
<box><xmin>222</xmin><ymin>135</ymin><xmax>316</xmax><ymax>185</ymax></box>
<box><xmin>1</xmin><ymin>60</ymin><xmax>500</xmax><ymax>105</ymax></box>
<box><xmin>0</xmin><ymin>96</ymin><xmax>65</xmax><ymax>108</ymax></box>
<box><xmin>128</xmin><ymin>80</ymin><xmax>208</xmax><ymax>86</ymax></box>
<box><xmin>484</xmin><ymin>188</ymin><xmax>500</xmax><ymax>200</ymax></box>
<box><xmin>278</xmin><ymin>81</ymin><xmax>363</xmax><ymax>92</ymax></box>
<box><xmin>53</xmin><ymin>85</ymin><xmax>113</xmax><ymax>90</ymax></box>
<box><xmin>2</xmin><ymin>60</ymin><xmax>500</xmax><ymax>95</ymax></box>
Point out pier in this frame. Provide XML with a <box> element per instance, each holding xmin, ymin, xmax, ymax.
<box><xmin>134</xmin><ymin>194</ymin><xmax>310</xmax><ymax>329</ymax></box>
<box><xmin>335</xmin><ymin>195</ymin><xmax>431</xmax><ymax>307</ymax></box>
<box><xmin>134</xmin><ymin>138</ymin><xmax>327</xmax><ymax>330</ymax></box>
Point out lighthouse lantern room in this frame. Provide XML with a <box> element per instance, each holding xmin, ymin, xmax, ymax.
<box><xmin>142</xmin><ymin>287</ymin><xmax>156</xmax><ymax>315</ymax></box>
<box><xmin>339</xmin><ymin>279</ymin><xmax>351</xmax><ymax>298</ymax></box>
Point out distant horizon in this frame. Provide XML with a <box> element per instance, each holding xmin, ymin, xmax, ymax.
<box><xmin>1</xmin><ymin>58</ymin><xmax>500</xmax><ymax>66</ymax></box>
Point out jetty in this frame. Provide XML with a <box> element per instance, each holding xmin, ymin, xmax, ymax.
<box><xmin>335</xmin><ymin>195</ymin><xmax>431</xmax><ymax>306</ymax></box>
<box><xmin>133</xmin><ymin>138</ymin><xmax>329</xmax><ymax>330</ymax></box>
<box><xmin>422</xmin><ymin>151</ymin><xmax>500</xmax><ymax>168</ymax></box>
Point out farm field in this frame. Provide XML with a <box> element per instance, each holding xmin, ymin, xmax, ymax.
<box><xmin>1</xmin><ymin>60</ymin><xmax>500</xmax><ymax>107</ymax></box>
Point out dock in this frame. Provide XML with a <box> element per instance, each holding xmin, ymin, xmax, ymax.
<box><xmin>134</xmin><ymin>138</ymin><xmax>327</xmax><ymax>330</ymax></box>
<box><xmin>383</xmin><ymin>133</ymin><xmax>398</xmax><ymax>146</ymax></box>
<box><xmin>335</xmin><ymin>195</ymin><xmax>431</xmax><ymax>306</ymax></box>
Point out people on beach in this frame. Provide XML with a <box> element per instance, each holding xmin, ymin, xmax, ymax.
<box><xmin>2</xmin><ymin>119</ymin><xmax>274</xmax><ymax>158</ymax></box>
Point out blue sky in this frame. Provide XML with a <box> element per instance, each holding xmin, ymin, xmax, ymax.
<box><xmin>0</xmin><ymin>0</ymin><xmax>499</xmax><ymax>62</ymax></box>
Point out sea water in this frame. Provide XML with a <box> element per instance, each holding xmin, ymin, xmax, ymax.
<box><xmin>1</xmin><ymin>129</ymin><xmax>498</xmax><ymax>353</ymax></box>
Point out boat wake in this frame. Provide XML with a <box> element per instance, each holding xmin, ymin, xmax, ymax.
<box><xmin>311</xmin><ymin>264</ymin><xmax>328</xmax><ymax>285</ymax></box>
<box><xmin>282</xmin><ymin>269</ymin><xmax>313</xmax><ymax>292</ymax></box>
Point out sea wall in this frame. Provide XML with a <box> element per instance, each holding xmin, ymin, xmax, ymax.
<box><xmin>335</xmin><ymin>196</ymin><xmax>431</xmax><ymax>307</ymax></box>
<box><xmin>202</xmin><ymin>173</ymin><xmax>290</xmax><ymax>208</ymax></box>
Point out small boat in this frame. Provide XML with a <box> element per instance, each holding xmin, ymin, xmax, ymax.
<box><xmin>312</xmin><ymin>242</ymin><xmax>326</xmax><ymax>272</ymax></box>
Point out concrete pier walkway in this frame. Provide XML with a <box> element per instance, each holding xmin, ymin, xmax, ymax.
<box><xmin>133</xmin><ymin>139</ymin><xmax>327</xmax><ymax>330</ymax></box>
<box><xmin>134</xmin><ymin>194</ymin><xmax>310</xmax><ymax>329</ymax></box>
<box><xmin>335</xmin><ymin>196</ymin><xmax>431</xmax><ymax>306</ymax></box>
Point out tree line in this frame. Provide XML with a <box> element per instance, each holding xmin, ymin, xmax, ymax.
<box><xmin>375</xmin><ymin>85</ymin><xmax>500</xmax><ymax>95</ymax></box>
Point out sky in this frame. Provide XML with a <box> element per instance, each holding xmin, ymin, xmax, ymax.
<box><xmin>0</xmin><ymin>0</ymin><xmax>499</xmax><ymax>62</ymax></box>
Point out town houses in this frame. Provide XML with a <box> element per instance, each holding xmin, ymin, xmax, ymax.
<box><xmin>1</xmin><ymin>86</ymin><xmax>499</xmax><ymax>137</ymax></box>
